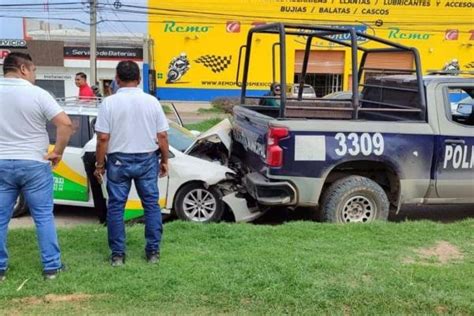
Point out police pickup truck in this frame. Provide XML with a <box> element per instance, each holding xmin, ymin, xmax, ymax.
<box><xmin>231</xmin><ymin>23</ymin><xmax>474</xmax><ymax>223</ymax></box>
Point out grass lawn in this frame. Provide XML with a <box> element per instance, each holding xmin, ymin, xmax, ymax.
<box><xmin>1</xmin><ymin>220</ymin><xmax>473</xmax><ymax>315</ymax></box>
<box><xmin>197</xmin><ymin>106</ymin><xmax>224</xmax><ymax>114</ymax></box>
<box><xmin>185</xmin><ymin>118</ymin><xmax>226</xmax><ymax>132</ymax></box>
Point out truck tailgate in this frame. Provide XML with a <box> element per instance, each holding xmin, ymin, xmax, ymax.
<box><xmin>232</xmin><ymin>106</ymin><xmax>272</xmax><ymax>172</ymax></box>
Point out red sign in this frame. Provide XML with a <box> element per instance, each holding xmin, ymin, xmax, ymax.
<box><xmin>445</xmin><ymin>29</ymin><xmax>459</xmax><ymax>40</ymax></box>
<box><xmin>226</xmin><ymin>21</ymin><xmax>241</xmax><ymax>33</ymax></box>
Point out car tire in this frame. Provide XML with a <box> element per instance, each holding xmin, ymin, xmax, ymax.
<box><xmin>12</xmin><ymin>195</ymin><xmax>29</xmax><ymax>218</ymax></box>
<box><xmin>174</xmin><ymin>182</ymin><xmax>224</xmax><ymax>223</ymax></box>
<box><xmin>321</xmin><ymin>175</ymin><xmax>389</xmax><ymax>223</ymax></box>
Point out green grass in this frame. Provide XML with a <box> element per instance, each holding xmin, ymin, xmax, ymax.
<box><xmin>1</xmin><ymin>220</ymin><xmax>473</xmax><ymax>315</ymax></box>
<box><xmin>185</xmin><ymin>118</ymin><xmax>225</xmax><ymax>132</ymax></box>
<box><xmin>197</xmin><ymin>106</ymin><xmax>224</xmax><ymax>114</ymax></box>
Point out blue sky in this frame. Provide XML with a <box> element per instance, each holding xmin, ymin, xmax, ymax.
<box><xmin>0</xmin><ymin>0</ymin><xmax>147</xmax><ymax>39</ymax></box>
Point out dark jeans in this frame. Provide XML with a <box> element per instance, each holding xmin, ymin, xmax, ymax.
<box><xmin>106</xmin><ymin>152</ymin><xmax>162</xmax><ymax>257</ymax></box>
<box><xmin>83</xmin><ymin>152</ymin><xmax>107</xmax><ymax>223</ymax></box>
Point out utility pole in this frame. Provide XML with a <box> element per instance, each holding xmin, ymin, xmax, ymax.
<box><xmin>90</xmin><ymin>0</ymin><xmax>97</xmax><ymax>86</ymax></box>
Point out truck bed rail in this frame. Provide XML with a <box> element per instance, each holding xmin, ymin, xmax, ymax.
<box><xmin>238</xmin><ymin>23</ymin><xmax>427</xmax><ymax>122</ymax></box>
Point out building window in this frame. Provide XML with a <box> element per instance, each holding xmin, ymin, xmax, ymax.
<box><xmin>36</xmin><ymin>80</ymin><xmax>65</xmax><ymax>99</ymax></box>
<box><xmin>294</xmin><ymin>50</ymin><xmax>345</xmax><ymax>98</ymax></box>
<box><xmin>294</xmin><ymin>73</ymin><xmax>343</xmax><ymax>97</ymax></box>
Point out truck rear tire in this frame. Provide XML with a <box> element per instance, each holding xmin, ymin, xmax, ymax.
<box><xmin>321</xmin><ymin>175</ymin><xmax>389</xmax><ymax>223</ymax></box>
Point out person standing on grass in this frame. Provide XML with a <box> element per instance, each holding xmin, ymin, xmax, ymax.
<box><xmin>94</xmin><ymin>60</ymin><xmax>169</xmax><ymax>267</ymax></box>
<box><xmin>0</xmin><ymin>52</ymin><xmax>73</xmax><ymax>281</ymax></box>
<box><xmin>75</xmin><ymin>72</ymin><xmax>95</xmax><ymax>100</ymax></box>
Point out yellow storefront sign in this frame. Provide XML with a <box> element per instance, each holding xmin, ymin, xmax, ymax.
<box><xmin>148</xmin><ymin>0</ymin><xmax>473</xmax><ymax>99</ymax></box>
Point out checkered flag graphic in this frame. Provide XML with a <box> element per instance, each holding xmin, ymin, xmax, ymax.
<box><xmin>465</xmin><ymin>62</ymin><xmax>474</xmax><ymax>69</ymax></box>
<box><xmin>194</xmin><ymin>55</ymin><xmax>232</xmax><ymax>73</ymax></box>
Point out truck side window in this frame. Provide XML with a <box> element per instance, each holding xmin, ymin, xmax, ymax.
<box><xmin>446</xmin><ymin>88</ymin><xmax>474</xmax><ymax>127</ymax></box>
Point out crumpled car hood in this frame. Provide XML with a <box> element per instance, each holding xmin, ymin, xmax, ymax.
<box><xmin>185</xmin><ymin>118</ymin><xmax>232</xmax><ymax>155</ymax></box>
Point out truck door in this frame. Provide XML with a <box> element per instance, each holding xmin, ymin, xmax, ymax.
<box><xmin>435</xmin><ymin>83</ymin><xmax>474</xmax><ymax>199</ymax></box>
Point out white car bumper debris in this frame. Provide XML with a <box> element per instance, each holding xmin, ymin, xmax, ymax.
<box><xmin>222</xmin><ymin>192</ymin><xmax>264</xmax><ymax>222</ymax></box>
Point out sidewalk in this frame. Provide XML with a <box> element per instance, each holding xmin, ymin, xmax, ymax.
<box><xmin>162</xmin><ymin>101</ymin><xmax>227</xmax><ymax>124</ymax></box>
<box><xmin>9</xmin><ymin>207</ymin><xmax>97</xmax><ymax>229</ymax></box>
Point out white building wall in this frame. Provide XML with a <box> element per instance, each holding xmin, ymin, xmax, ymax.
<box><xmin>63</xmin><ymin>59</ymin><xmax>143</xmax><ymax>98</ymax></box>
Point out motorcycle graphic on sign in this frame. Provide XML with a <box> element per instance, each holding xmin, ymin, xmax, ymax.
<box><xmin>166</xmin><ymin>52</ymin><xmax>191</xmax><ymax>83</ymax></box>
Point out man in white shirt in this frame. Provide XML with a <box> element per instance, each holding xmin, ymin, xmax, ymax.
<box><xmin>0</xmin><ymin>52</ymin><xmax>73</xmax><ymax>281</ymax></box>
<box><xmin>94</xmin><ymin>60</ymin><xmax>169</xmax><ymax>266</ymax></box>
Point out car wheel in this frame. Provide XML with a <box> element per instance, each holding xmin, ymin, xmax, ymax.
<box><xmin>321</xmin><ymin>176</ymin><xmax>389</xmax><ymax>223</ymax></box>
<box><xmin>12</xmin><ymin>195</ymin><xmax>29</xmax><ymax>218</ymax></box>
<box><xmin>174</xmin><ymin>183</ymin><xmax>224</xmax><ymax>223</ymax></box>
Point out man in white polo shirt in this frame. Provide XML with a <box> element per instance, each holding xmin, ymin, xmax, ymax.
<box><xmin>0</xmin><ymin>52</ymin><xmax>73</xmax><ymax>281</ymax></box>
<box><xmin>94</xmin><ymin>60</ymin><xmax>169</xmax><ymax>267</ymax></box>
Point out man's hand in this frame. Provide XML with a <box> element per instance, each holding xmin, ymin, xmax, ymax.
<box><xmin>159</xmin><ymin>161</ymin><xmax>169</xmax><ymax>177</ymax></box>
<box><xmin>44</xmin><ymin>151</ymin><xmax>62</xmax><ymax>167</ymax></box>
<box><xmin>94</xmin><ymin>166</ymin><xmax>105</xmax><ymax>183</ymax></box>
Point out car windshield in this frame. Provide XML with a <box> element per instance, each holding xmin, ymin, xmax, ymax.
<box><xmin>168</xmin><ymin>121</ymin><xmax>196</xmax><ymax>152</ymax></box>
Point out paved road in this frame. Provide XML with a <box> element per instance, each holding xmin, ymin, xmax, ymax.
<box><xmin>9</xmin><ymin>206</ymin><xmax>97</xmax><ymax>229</ymax></box>
<box><xmin>9</xmin><ymin>204</ymin><xmax>473</xmax><ymax>229</ymax></box>
<box><xmin>163</xmin><ymin>101</ymin><xmax>228</xmax><ymax>124</ymax></box>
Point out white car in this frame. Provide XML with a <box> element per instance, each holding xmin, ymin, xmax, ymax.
<box><xmin>289</xmin><ymin>84</ymin><xmax>317</xmax><ymax>99</ymax></box>
<box><xmin>14</xmin><ymin>104</ymin><xmax>262</xmax><ymax>223</ymax></box>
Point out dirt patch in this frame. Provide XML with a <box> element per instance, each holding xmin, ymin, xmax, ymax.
<box><xmin>404</xmin><ymin>241</ymin><xmax>464</xmax><ymax>265</ymax></box>
<box><xmin>343</xmin><ymin>304</ymin><xmax>352</xmax><ymax>316</ymax></box>
<box><xmin>15</xmin><ymin>293</ymin><xmax>94</xmax><ymax>305</ymax></box>
<box><xmin>435</xmin><ymin>305</ymin><xmax>449</xmax><ymax>314</ymax></box>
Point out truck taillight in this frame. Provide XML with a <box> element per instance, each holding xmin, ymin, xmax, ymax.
<box><xmin>266</xmin><ymin>127</ymin><xmax>289</xmax><ymax>167</ymax></box>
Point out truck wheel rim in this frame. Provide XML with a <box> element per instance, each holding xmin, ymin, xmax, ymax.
<box><xmin>341</xmin><ymin>195</ymin><xmax>376</xmax><ymax>223</ymax></box>
<box><xmin>183</xmin><ymin>189</ymin><xmax>217</xmax><ymax>222</ymax></box>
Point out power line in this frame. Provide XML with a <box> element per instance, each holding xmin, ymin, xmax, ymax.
<box><xmin>0</xmin><ymin>14</ymin><xmax>90</xmax><ymax>24</ymax></box>
<box><xmin>104</xmin><ymin>0</ymin><xmax>138</xmax><ymax>38</ymax></box>
<box><xmin>120</xmin><ymin>3</ymin><xmax>473</xmax><ymax>21</ymax></box>
<box><xmin>0</xmin><ymin>1</ymin><xmax>79</xmax><ymax>7</ymax></box>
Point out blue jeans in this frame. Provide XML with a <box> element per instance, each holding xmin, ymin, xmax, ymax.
<box><xmin>0</xmin><ymin>160</ymin><xmax>62</xmax><ymax>273</ymax></box>
<box><xmin>106</xmin><ymin>152</ymin><xmax>163</xmax><ymax>257</ymax></box>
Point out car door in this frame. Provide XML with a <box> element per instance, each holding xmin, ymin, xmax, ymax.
<box><xmin>47</xmin><ymin>115</ymin><xmax>90</xmax><ymax>202</ymax></box>
<box><xmin>434</xmin><ymin>83</ymin><xmax>474</xmax><ymax>200</ymax></box>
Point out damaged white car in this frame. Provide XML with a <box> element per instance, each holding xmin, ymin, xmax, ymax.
<box><xmin>13</xmin><ymin>104</ymin><xmax>263</xmax><ymax>223</ymax></box>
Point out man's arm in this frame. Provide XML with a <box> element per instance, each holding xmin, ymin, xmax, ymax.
<box><xmin>45</xmin><ymin>112</ymin><xmax>73</xmax><ymax>166</ymax></box>
<box><xmin>94</xmin><ymin>132</ymin><xmax>110</xmax><ymax>182</ymax></box>
<box><xmin>157</xmin><ymin>131</ymin><xmax>169</xmax><ymax>177</ymax></box>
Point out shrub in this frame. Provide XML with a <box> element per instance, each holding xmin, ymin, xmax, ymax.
<box><xmin>210</xmin><ymin>97</ymin><xmax>241</xmax><ymax>114</ymax></box>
